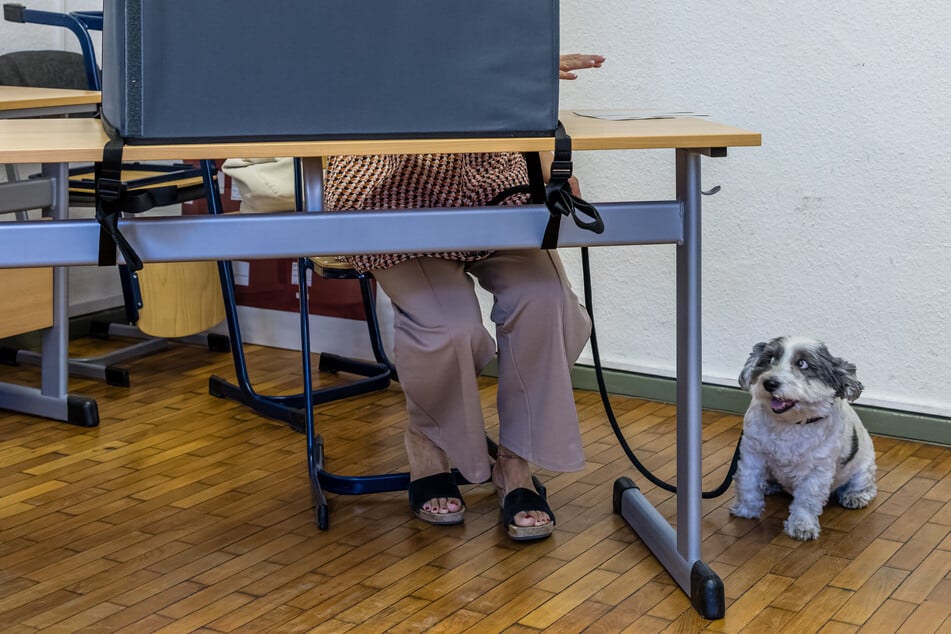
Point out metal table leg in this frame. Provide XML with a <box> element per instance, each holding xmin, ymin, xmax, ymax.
<box><xmin>0</xmin><ymin>162</ymin><xmax>98</xmax><ymax>426</ymax></box>
<box><xmin>613</xmin><ymin>149</ymin><xmax>724</xmax><ymax>619</ymax></box>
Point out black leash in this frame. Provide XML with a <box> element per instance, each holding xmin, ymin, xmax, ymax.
<box><xmin>580</xmin><ymin>246</ymin><xmax>742</xmax><ymax>498</ymax></box>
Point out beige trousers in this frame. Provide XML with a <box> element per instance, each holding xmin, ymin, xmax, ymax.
<box><xmin>371</xmin><ymin>249</ymin><xmax>592</xmax><ymax>484</ymax></box>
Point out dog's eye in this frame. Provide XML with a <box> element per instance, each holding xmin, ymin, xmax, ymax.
<box><xmin>797</xmin><ymin>359</ymin><xmax>809</xmax><ymax>370</ymax></box>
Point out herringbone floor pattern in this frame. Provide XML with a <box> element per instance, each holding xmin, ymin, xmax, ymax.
<box><xmin>1</xmin><ymin>338</ymin><xmax>950</xmax><ymax>633</ymax></box>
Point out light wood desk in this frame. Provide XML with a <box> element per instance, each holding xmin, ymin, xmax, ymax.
<box><xmin>0</xmin><ymin>112</ymin><xmax>755</xmax><ymax>160</ymax></box>
<box><xmin>0</xmin><ymin>112</ymin><xmax>761</xmax><ymax>619</ymax></box>
<box><xmin>0</xmin><ymin>85</ymin><xmax>100</xmax><ymax>118</ymax></box>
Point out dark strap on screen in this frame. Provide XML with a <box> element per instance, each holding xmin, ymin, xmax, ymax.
<box><xmin>95</xmin><ymin>123</ymin><xmax>180</xmax><ymax>271</ymax></box>
<box><xmin>539</xmin><ymin>122</ymin><xmax>604</xmax><ymax>249</ymax></box>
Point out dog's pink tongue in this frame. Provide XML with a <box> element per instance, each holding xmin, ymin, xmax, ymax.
<box><xmin>772</xmin><ymin>398</ymin><xmax>793</xmax><ymax>412</ymax></box>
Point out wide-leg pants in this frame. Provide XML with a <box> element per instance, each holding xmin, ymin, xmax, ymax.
<box><xmin>371</xmin><ymin>249</ymin><xmax>592</xmax><ymax>484</ymax></box>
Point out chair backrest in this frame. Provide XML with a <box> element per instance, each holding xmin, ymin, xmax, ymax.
<box><xmin>0</xmin><ymin>50</ymin><xmax>88</xmax><ymax>89</ymax></box>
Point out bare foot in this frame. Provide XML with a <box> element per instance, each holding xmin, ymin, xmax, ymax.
<box><xmin>492</xmin><ymin>446</ymin><xmax>551</xmax><ymax>528</ymax></box>
<box><xmin>405</xmin><ymin>426</ymin><xmax>463</xmax><ymax>517</ymax></box>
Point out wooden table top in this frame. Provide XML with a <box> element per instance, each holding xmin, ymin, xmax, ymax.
<box><xmin>0</xmin><ymin>111</ymin><xmax>761</xmax><ymax>163</ymax></box>
<box><xmin>0</xmin><ymin>85</ymin><xmax>101</xmax><ymax>111</ymax></box>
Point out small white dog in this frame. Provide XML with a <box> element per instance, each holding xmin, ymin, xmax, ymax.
<box><xmin>729</xmin><ymin>336</ymin><xmax>877</xmax><ymax>540</ymax></box>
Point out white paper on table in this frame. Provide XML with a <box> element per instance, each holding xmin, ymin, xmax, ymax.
<box><xmin>572</xmin><ymin>109</ymin><xmax>709</xmax><ymax>121</ymax></box>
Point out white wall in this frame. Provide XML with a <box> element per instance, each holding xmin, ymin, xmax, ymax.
<box><xmin>3</xmin><ymin>2</ymin><xmax>948</xmax><ymax>417</ymax></box>
<box><xmin>557</xmin><ymin>1</ymin><xmax>951</xmax><ymax>417</ymax></box>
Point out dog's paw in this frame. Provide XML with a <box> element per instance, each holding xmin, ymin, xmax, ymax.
<box><xmin>729</xmin><ymin>501</ymin><xmax>764</xmax><ymax>519</ymax></box>
<box><xmin>838</xmin><ymin>486</ymin><xmax>877</xmax><ymax>509</ymax></box>
<box><xmin>783</xmin><ymin>516</ymin><xmax>820</xmax><ymax>541</ymax></box>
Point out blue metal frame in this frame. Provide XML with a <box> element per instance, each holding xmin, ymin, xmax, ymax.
<box><xmin>2</xmin><ymin>4</ymin><xmax>101</xmax><ymax>89</ymax></box>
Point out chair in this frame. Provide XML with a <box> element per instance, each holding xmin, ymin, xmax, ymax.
<box><xmin>206</xmin><ymin>158</ymin><xmax>396</xmax><ymax>436</ymax></box>
<box><xmin>0</xmin><ymin>49</ymin><xmax>88</xmax><ymax>89</ymax></box>
<box><xmin>3</xmin><ymin>3</ymin><xmax>99</xmax><ymax>89</ymax></box>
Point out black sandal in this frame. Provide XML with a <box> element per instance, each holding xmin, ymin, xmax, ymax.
<box><xmin>500</xmin><ymin>487</ymin><xmax>556</xmax><ymax>541</ymax></box>
<box><xmin>408</xmin><ymin>472</ymin><xmax>465</xmax><ymax>525</ymax></box>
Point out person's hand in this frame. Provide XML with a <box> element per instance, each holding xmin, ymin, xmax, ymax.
<box><xmin>559</xmin><ymin>53</ymin><xmax>605</xmax><ymax>80</ymax></box>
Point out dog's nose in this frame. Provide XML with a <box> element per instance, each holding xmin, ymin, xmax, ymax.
<box><xmin>763</xmin><ymin>378</ymin><xmax>780</xmax><ymax>393</ymax></box>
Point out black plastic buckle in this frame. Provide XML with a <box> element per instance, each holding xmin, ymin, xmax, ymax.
<box><xmin>97</xmin><ymin>177</ymin><xmax>125</xmax><ymax>205</ymax></box>
<box><xmin>549</xmin><ymin>161</ymin><xmax>573</xmax><ymax>181</ymax></box>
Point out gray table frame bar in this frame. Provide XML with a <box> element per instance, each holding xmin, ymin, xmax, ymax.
<box><xmin>0</xmin><ymin>200</ymin><xmax>684</xmax><ymax>266</ymax></box>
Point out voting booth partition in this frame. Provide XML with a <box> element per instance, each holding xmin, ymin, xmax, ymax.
<box><xmin>100</xmin><ymin>0</ymin><xmax>560</xmax><ymax>143</ymax></box>
<box><xmin>96</xmin><ymin>0</ymin><xmax>566</xmax><ymax>351</ymax></box>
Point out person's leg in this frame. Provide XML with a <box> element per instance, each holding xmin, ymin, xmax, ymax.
<box><xmin>371</xmin><ymin>257</ymin><xmax>498</xmax><ymax>521</ymax></box>
<box><xmin>468</xmin><ymin>249</ymin><xmax>591</xmax><ymax>532</ymax></box>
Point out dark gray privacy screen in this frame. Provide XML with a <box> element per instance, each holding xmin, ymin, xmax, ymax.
<box><xmin>101</xmin><ymin>0</ymin><xmax>559</xmax><ymax>143</ymax></box>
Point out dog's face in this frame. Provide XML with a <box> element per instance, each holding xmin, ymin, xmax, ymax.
<box><xmin>739</xmin><ymin>336</ymin><xmax>864</xmax><ymax>421</ymax></box>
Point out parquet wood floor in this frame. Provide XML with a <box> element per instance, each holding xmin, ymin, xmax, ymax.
<box><xmin>1</xmin><ymin>339</ymin><xmax>949</xmax><ymax>633</ymax></box>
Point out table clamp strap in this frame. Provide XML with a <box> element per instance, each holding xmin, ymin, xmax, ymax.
<box><xmin>539</xmin><ymin>122</ymin><xmax>604</xmax><ymax>250</ymax></box>
<box><xmin>94</xmin><ymin>123</ymin><xmax>178</xmax><ymax>271</ymax></box>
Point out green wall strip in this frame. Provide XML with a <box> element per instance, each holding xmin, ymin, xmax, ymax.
<box><xmin>568</xmin><ymin>365</ymin><xmax>951</xmax><ymax>447</ymax></box>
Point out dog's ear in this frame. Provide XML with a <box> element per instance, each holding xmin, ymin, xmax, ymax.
<box><xmin>738</xmin><ymin>341</ymin><xmax>768</xmax><ymax>391</ymax></box>
<box><xmin>833</xmin><ymin>356</ymin><xmax>864</xmax><ymax>402</ymax></box>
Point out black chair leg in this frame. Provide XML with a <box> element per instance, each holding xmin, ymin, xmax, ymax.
<box><xmin>202</xmin><ymin>158</ymin><xmax>393</xmax><ymax>433</ymax></box>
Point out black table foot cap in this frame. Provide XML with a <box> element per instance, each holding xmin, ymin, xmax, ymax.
<box><xmin>208</xmin><ymin>375</ymin><xmax>229</xmax><ymax>398</ymax></box>
<box><xmin>105</xmin><ymin>366</ymin><xmax>130</xmax><ymax>387</ymax></box>
<box><xmin>67</xmin><ymin>395</ymin><xmax>99</xmax><ymax>427</ymax></box>
<box><xmin>691</xmin><ymin>560</ymin><xmax>725</xmax><ymax>620</ymax></box>
<box><xmin>206</xmin><ymin>333</ymin><xmax>231</xmax><ymax>353</ymax></box>
<box><xmin>613</xmin><ymin>476</ymin><xmax>638</xmax><ymax>514</ymax></box>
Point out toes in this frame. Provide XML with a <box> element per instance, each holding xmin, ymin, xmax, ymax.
<box><xmin>514</xmin><ymin>510</ymin><xmax>551</xmax><ymax>527</ymax></box>
<box><xmin>784</xmin><ymin>517</ymin><xmax>820</xmax><ymax>541</ymax></box>
<box><xmin>424</xmin><ymin>497</ymin><xmax>462</xmax><ymax>514</ymax></box>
